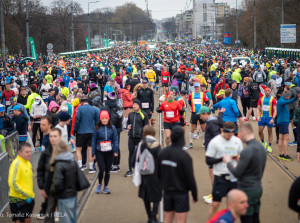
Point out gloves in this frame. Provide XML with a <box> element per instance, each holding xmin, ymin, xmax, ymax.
<box><xmin>26</xmin><ymin>198</ymin><xmax>33</xmax><ymax>204</ymax></box>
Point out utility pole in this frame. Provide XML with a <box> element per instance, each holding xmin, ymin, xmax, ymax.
<box><xmin>26</xmin><ymin>0</ymin><xmax>30</xmax><ymax>57</ymax></box>
<box><xmin>236</xmin><ymin>0</ymin><xmax>238</xmax><ymax>42</ymax></box>
<box><xmin>0</xmin><ymin>0</ymin><xmax>5</xmax><ymax>63</ymax></box>
<box><xmin>254</xmin><ymin>0</ymin><xmax>256</xmax><ymax>50</ymax></box>
<box><xmin>71</xmin><ymin>0</ymin><xmax>74</xmax><ymax>51</ymax></box>
<box><xmin>281</xmin><ymin>0</ymin><xmax>284</xmax><ymax>48</ymax></box>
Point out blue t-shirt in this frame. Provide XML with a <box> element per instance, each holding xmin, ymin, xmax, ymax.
<box><xmin>104</xmin><ymin>85</ymin><xmax>113</xmax><ymax>94</ymax></box>
<box><xmin>6</xmin><ymin>76</ymin><xmax>13</xmax><ymax>84</ymax></box>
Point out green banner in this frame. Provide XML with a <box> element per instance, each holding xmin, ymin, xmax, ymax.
<box><xmin>29</xmin><ymin>37</ymin><xmax>37</xmax><ymax>60</ymax></box>
<box><xmin>102</xmin><ymin>38</ymin><xmax>111</xmax><ymax>48</ymax></box>
<box><xmin>86</xmin><ymin>37</ymin><xmax>90</xmax><ymax>50</ymax></box>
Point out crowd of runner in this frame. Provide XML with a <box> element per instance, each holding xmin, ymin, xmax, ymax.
<box><xmin>3</xmin><ymin>43</ymin><xmax>300</xmax><ymax>223</ymax></box>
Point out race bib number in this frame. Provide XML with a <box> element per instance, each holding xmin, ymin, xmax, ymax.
<box><xmin>6</xmin><ymin>101</ymin><xmax>10</xmax><ymax>106</ymax></box>
<box><xmin>166</xmin><ymin>111</ymin><xmax>174</xmax><ymax>118</ymax></box>
<box><xmin>262</xmin><ymin>105</ymin><xmax>270</xmax><ymax>112</ymax></box>
<box><xmin>142</xmin><ymin>103</ymin><xmax>149</xmax><ymax>109</ymax></box>
<box><xmin>163</xmin><ymin>77</ymin><xmax>168</xmax><ymax>81</ymax></box>
<box><xmin>100</xmin><ymin>141</ymin><xmax>112</xmax><ymax>152</ymax></box>
<box><xmin>258</xmin><ymin>74</ymin><xmax>262</xmax><ymax>78</ymax></box>
<box><xmin>193</xmin><ymin>99</ymin><xmax>201</xmax><ymax>105</ymax></box>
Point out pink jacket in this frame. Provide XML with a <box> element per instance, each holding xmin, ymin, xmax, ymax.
<box><xmin>120</xmin><ymin>89</ymin><xmax>134</xmax><ymax>108</ymax></box>
<box><xmin>69</xmin><ymin>81</ymin><xmax>77</xmax><ymax>89</ymax></box>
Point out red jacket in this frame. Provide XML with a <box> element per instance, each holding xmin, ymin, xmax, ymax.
<box><xmin>120</xmin><ymin>89</ymin><xmax>134</xmax><ymax>108</ymax></box>
<box><xmin>2</xmin><ymin>90</ymin><xmax>15</xmax><ymax>106</ymax></box>
<box><xmin>213</xmin><ymin>77</ymin><xmax>229</xmax><ymax>96</ymax></box>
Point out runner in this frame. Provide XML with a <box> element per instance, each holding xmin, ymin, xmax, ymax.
<box><xmin>137</xmin><ymin>79</ymin><xmax>154</xmax><ymax>125</ymax></box>
<box><xmin>206</xmin><ymin>121</ymin><xmax>243</xmax><ymax>218</ymax></box>
<box><xmin>188</xmin><ymin>82</ymin><xmax>209</xmax><ymax>149</ymax></box>
<box><xmin>156</xmin><ymin>91</ymin><xmax>184</xmax><ymax>146</ymax></box>
<box><xmin>257</xmin><ymin>87</ymin><xmax>277</xmax><ymax>153</ymax></box>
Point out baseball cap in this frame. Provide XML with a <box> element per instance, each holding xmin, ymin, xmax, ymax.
<box><xmin>9</xmin><ymin>97</ymin><xmax>17</xmax><ymax>103</ymax></box>
<box><xmin>77</xmin><ymin>77</ymin><xmax>82</xmax><ymax>81</ymax></box>
<box><xmin>216</xmin><ymin>89</ymin><xmax>225</xmax><ymax>96</ymax></box>
<box><xmin>196</xmin><ymin>106</ymin><xmax>210</xmax><ymax>115</ymax></box>
<box><xmin>194</xmin><ymin>82</ymin><xmax>200</xmax><ymax>87</ymax></box>
<box><xmin>12</xmin><ymin>105</ymin><xmax>21</xmax><ymax>111</ymax></box>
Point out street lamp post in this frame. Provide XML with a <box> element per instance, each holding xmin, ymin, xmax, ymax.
<box><xmin>26</xmin><ymin>0</ymin><xmax>30</xmax><ymax>57</ymax></box>
<box><xmin>0</xmin><ymin>0</ymin><xmax>5</xmax><ymax>63</ymax></box>
<box><xmin>236</xmin><ymin>0</ymin><xmax>238</xmax><ymax>42</ymax></box>
<box><xmin>88</xmin><ymin>1</ymin><xmax>99</xmax><ymax>50</ymax></box>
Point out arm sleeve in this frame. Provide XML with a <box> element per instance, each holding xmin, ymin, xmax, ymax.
<box><xmin>183</xmin><ymin>155</ymin><xmax>198</xmax><ymax>201</ymax></box>
<box><xmin>206</xmin><ymin>156</ymin><xmax>223</xmax><ymax>165</ymax></box>
<box><xmin>91</xmin><ymin>131</ymin><xmax>97</xmax><ymax>156</ymax></box>
<box><xmin>112</xmin><ymin>127</ymin><xmax>119</xmax><ymax>152</ymax></box>
<box><xmin>37</xmin><ymin>153</ymin><xmax>46</xmax><ymax>189</ymax></box>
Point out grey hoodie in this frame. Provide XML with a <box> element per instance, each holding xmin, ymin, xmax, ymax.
<box><xmin>55</xmin><ymin>151</ymin><xmax>75</xmax><ymax>162</ymax></box>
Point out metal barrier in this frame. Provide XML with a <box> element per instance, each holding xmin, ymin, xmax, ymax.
<box><xmin>0</xmin><ymin>131</ymin><xmax>19</xmax><ymax>161</ymax></box>
<box><xmin>0</xmin><ymin>131</ymin><xmax>19</xmax><ymax>215</ymax></box>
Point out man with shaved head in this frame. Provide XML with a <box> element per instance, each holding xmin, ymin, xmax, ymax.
<box><xmin>223</xmin><ymin>122</ymin><xmax>266</xmax><ymax>223</ymax></box>
<box><xmin>208</xmin><ymin>189</ymin><xmax>248</xmax><ymax>223</ymax></box>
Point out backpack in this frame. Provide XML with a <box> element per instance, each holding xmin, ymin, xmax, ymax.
<box><xmin>139</xmin><ymin>146</ymin><xmax>155</xmax><ymax>175</ymax></box>
<box><xmin>110</xmin><ymin>106</ymin><xmax>123</xmax><ymax>129</ymax></box>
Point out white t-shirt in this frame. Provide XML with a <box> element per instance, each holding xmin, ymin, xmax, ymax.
<box><xmin>55</xmin><ymin>124</ymin><xmax>68</xmax><ymax>144</ymax></box>
<box><xmin>206</xmin><ymin>134</ymin><xmax>243</xmax><ymax>176</ymax></box>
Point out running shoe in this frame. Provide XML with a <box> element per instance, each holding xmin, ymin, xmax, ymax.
<box><xmin>193</xmin><ymin>133</ymin><xmax>200</xmax><ymax>139</ymax></box>
<box><xmin>244</xmin><ymin>118</ymin><xmax>249</xmax><ymax>121</ymax></box>
<box><xmin>102</xmin><ymin>187</ymin><xmax>111</xmax><ymax>194</ymax></box>
<box><xmin>283</xmin><ymin>154</ymin><xmax>294</xmax><ymax>161</ymax></box>
<box><xmin>182</xmin><ymin>146</ymin><xmax>189</xmax><ymax>151</ymax></box>
<box><xmin>124</xmin><ymin>170</ymin><xmax>134</xmax><ymax>177</ymax></box>
<box><xmin>288</xmin><ymin>141</ymin><xmax>297</xmax><ymax>146</ymax></box>
<box><xmin>203</xmin><ymin>194</ymin><xmax>212</xmax><ymax>199</ymax></box>
<box><xmin>189</xmin><ymin>143</ymin><xmax>193</xmax><ymax>149</ymax></box>
<box><xmin>36</xmin><ymin>213</ymin><xmax>45</xmax><ymax>220</ymax></box>
<box><xmin>266</xmin><ymin>146</ymin><xmax>272</xmax><ymax>153</ymax></box>
<box><xmin>80</xmin><ymin>164</ymin><xmax>87</xmax><ymax>171</ymax></box>
<box><xmin>202</xmin><ymin>144</ymin><xmax>205</xmax><ymax>148</ymax></box>
<box><xmin>110</xmin><ymin>165</ymin><xmax>120</xmax><ymax>173</ymax></box>
<box><xmin>95</xmin><ymin>184</ymin><xmax>102</xmax><ymax>194</ymax></box>
<box><xmin>204</xmin><ymin>195</ymin><xmax>213</xmax><ymax>204</ymax></box>
<box><xmin>89</xmin><ymin>168</ymin><xmax>96</xmax><ymax>174</ymax></box>
<box><xmin>278</xmin><ymin>154</ymin><xmax>285</xmax><ymax>160</ymax></box>
<box><xmin>261</xmin><ymin>142</ymin><xmax>267</xmax><ymax>149</ymax></box>
<box><xmin>252</xmin><ymin>116</ymin><xmax>256</xmax><ymax>121</ymax></box>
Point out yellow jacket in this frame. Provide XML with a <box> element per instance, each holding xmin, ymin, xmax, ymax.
<box><xmin>146</xmin><ymin>70</ymin><xmax>156</xmax><ymax>82</ymax></box>
<box><xmin>8</xmin><ymin>155</ymin><xmax>35</xmax><ymax>200</ymax></box>
<box><xmin>196</xmin><ymin>75</ymin><xmax>207</xmax><ymax>85</ymax></box>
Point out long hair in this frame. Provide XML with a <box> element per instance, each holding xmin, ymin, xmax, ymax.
<box><xmin>50</xmin><ymin>140</ymin><xmax>69</xmax><ymax>171</ymax></box>
<box><xmin>95</xmin><ymin>119</ymin><xmax>113</xmax><ymax>130</ymax></box>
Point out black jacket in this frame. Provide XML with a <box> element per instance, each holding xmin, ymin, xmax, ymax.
<box><xmin>50</xmin><ymin>152</ymin><xmax>77</xmax><ymax>199</ymax></box>
<box><xmin>12</xmin><ymin>113</ymin><xmax>28</xmax><ymax>137</ymax></box>
<box><xmin>138</xmin><ymin>136</ymin><xmax>162</xmax><ymax>202</ymax></box>
<box><xmin>0</xmin><ymin>114</ymin><xmax>14</xmax><ymax>134</ymax></box>
<box><xmin>127</xmin><ymin>111</ymin><xmax>148</xmax><ymax>138</ymax></box>
<box><xmin>37</xmin><ymin>144</ymin><xmax>53</xmax><ymax>194</ymax></box>
<box><xmin>17</xmin><ymin>94</ymin><xmax>28</xmax><ymax>106</ymax></box>
<box><xmin>137</xmin><ymin>87</ymin><xmax>154</xmax><ymax>112</ymax></box>
<box><xmin>157</xmin><ymin>146</ymin><xmax>198</xmax><ymax>201</ymax></box>
<box><xmin>204</xmin><ymin>113</ymin><xmax>223</xmax><ymax>150</ymax></box>
<box><xmin>129</xmin><ymin>79</ymin><xmax>140</xmax><ymax>93</ymax></box>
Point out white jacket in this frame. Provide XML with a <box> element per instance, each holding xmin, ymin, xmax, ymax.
<box><xmin>30</xmin><ymin>102</ymin><xmax>47</xmax><ymax>122</ymax></box>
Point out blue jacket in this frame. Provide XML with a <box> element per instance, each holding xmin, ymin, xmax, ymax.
<box><xmin>74</xmin><ymin>104</ymin><xmax>99</xmax><ymax>134</ymax></box>
<box><xmin>277</xmin><ymin>97</ymin><xmax>295</xmax><ymax>124</ymax></box>
<box><xmin>92</xmin><ymin>125</ymin><xmax>118</xmax><ymax>155</ymax></box>
<box><xmin>213</xmin><ymin>97</ymin><xmax>239</xmax><ymax>122</ymax></box>
<box><xmin>210</xmin><ymin>71</ymin><xmax>219</xmax><ymax>89</ymax></box>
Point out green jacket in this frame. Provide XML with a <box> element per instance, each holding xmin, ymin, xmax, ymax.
<box><xmin>25</xmin><ymin>92</ymin><xmax>43</xmax><ymax>113</ymax></box>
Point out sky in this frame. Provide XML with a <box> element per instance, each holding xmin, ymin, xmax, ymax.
<box><xmin>42</xmin><ymin>0</ymin><xmax>243</xmax><ymax>20</ymax></box>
